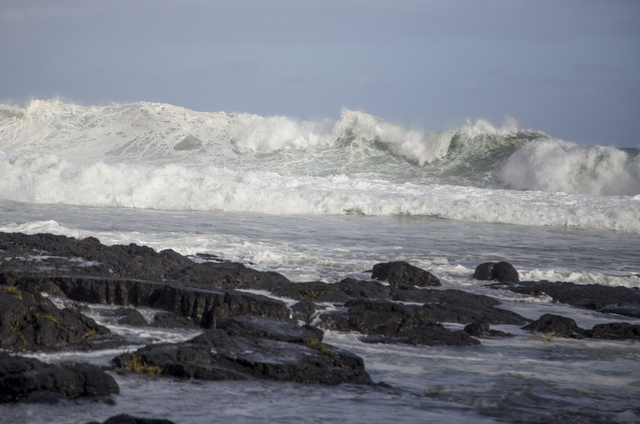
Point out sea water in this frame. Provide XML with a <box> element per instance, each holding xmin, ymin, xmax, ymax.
<box><xmin>0</xmin><ymin>99</ymin><xmax>639</xmax><ymax>423</ymax></box>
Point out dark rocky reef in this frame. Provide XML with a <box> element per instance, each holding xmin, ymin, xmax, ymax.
<box><xmin>489</xmin><ymin>280</ymin><xmax>640</xmax><ymax>319</ymax></box>
<box><xmin>0</xmin><ymin>352</ymin><xmax>118</xmax><ymax>403</ymax></box>
<box><xmin>13</xmin><ymin>275</ymin><xmax>290</xmax><ymax>330</ymax></box>
<box><xmin>0</xmin><ymin>232</ymin><xmax>290</xmax><ymax>291</ymax></box>
<box><xmin>319</xmin><ymin>299</ymin><xmax>480</xmax><ymax>346</ymax></box>
<box><xmin>113</xmin><ymin>316</ymin><xmax>372</xmax><ymax>385</ymax></box>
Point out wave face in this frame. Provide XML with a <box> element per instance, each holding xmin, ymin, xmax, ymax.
<box><xmin>1</xmin><ymin>99</ymin><xmax>639</xmax><ymax>233</ymax></box>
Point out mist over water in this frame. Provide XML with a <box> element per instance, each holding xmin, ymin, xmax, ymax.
<box><xmin>1</xmin><ymin>99</ymin><xmax>639</xmax><ymax>233</ymax></box>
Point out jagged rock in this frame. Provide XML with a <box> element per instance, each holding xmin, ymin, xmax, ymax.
<box><xmin>318</xmin><ymin>299</ymin><xmax>479</xmax><ymax>346</ymax></box>
<box><xmin>150</xmin><ymin>311</ymin><xmax>197</xmax><ymax>329</ymax></box>
<box><xmin>522</xmin><ymin>314</ymin><xmax>586</xmax><ymax>338</ymax></box>
<box><xmin>0</xmin><ymin>288</ymin><xmax>111</xmax><ymax>351</ymax></box>
<box><xmin>0</xmin><ymin>232</ymin><xmax>291</xmax><ymax>291</ymax></box>
<box><xmin>391</xmin><ymin>287</ymin><xmax>528</xmax><ymax>325</ymax></box>
<box><xmin>0</xmin><ymin>352</ymin><xmax>118</xmax><ymax>403</ymax></box>
<box><xmin>272</xmin><ymin>278</ymin><xmax>389</xmax><ymax>303</ymax></box>
<box><xmin>168</xmin><ymin>262</ymin><xmax>291</xmax><ymax>291</ymax></box>
<box><xmin>464</xmin><ymin>320</ymin><xmax>514</xmax><ymax>338</ymax></box>
<box><xmin>362</xmin><ymin>326</ymin><xmax>480</xmax><ymax>346</ymax></box>
<box><xmin>291</xmin><ymin>300</ymin><xmax>317</xmax><ymax>324</ymax></box>
<box><xmin>371</xmin><ymin>261</ymin><xmax>441</xmax><ymax>288</ymax></box>
<box><xmin>15</xmin><ymin>276</ymin><xmax>290</xmax><ymax>329</ymax></box>
<box><xmin>215</xmin><ymin>316</ymin><xmax>323</xmax><ymax>344</ymax></box>
<box><xmin>591</xmin><ymin>322</ymin><xmax>640</xmax><ymax>340</ymax></box>
<box><xmin>113</xmin><ymin>317</ymin><xmax>372</xmax><ymax>385</ymax></box>
<box><xmin>98</xmin><ymin>308</ymin><xmax>148</xmax><ymax>327</ymax></box>
<box><xmin>473</xmin><ymin>262</ymin><xmax>519</xmax><ymax>282</ymax></box>
<box><xmin>87</xmin><ymin>414</ymin><xmax>175</xmax><ymax>424</ymax></box>
<box><xmin>489</xmin><ymin>280</ymin><xmax>640</xmax><ymax>319</ymax></box>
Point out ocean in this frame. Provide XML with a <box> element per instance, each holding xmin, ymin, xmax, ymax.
<box><xmin>1</xmin><ymin>99</ymin><xmax>639</xmax><ymax>423</ymax></box>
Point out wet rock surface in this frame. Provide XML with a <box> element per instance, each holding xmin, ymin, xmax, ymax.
<box><xmin>371</xmin><ymin>261</ymin><xmax>441</xmax><ymax>288</ymax></box>
<box><xmin>113</xmin><ymin>316</ymin><xmax>372</xmax><ymax>385</ymax></box>
<box><xmin>318</xmin><ymin>299</ymin><xmax>480</xmax><ymax>346</ymax></box>
<box><xmin>0</xmin><ymin>288</ymin><xmax>112</xmax><ymax>351</ymax></box>
<box><xmin>489</xmin><ymin>280</ymin><xmax>640</xmax><ymax>319</ymax></box>
<box><xmin>0</xmin><ymin>352</ymin><xmax>118</xmax><ymax>403</ymax></box>
<box><xmin>391</xmin><ymin>287</ymin><xmax>528</xmax><ymax>325</ymax></box>
<box><xmin>473</xmin><ymin>262</ymin><xmax>520</xmax><ymax>282</ymax></box>
<box><xmin>2</xmin><ymin>231</ymin><xmax>639</xmax><ymax>406</ymax></box>
<box><xmin>522</xmin><ymin>314</ymin><xmax>586</xmax><ymax>338</ymax></box>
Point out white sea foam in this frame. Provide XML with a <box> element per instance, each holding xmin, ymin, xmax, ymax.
<box><xmin>2</xmin><ymin>99</ymin><xmax>639</xmax><ymax>234</ymax></box>
<box><xmin>497</xmin><ymin>139</ymin><xmax>640</xmax><ymax>196</ymax></box>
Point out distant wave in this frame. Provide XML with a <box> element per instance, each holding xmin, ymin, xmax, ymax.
<box><xmin>1</xmin><ymin>99</ymin><xmax>639</xmax><ymax>227</ymax></box>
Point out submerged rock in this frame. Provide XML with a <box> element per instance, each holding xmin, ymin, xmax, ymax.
<box><xmin>371</xmin><ymin>261</ymin><xmax>441</xmax><ymax>288</ymax></box>
<box><xmin>473</xmin><ymin>262</ymin><xmax>519</xmax><ymax>282</ymax></box>
<box><xmin>0</xmin><ymin>352</ymin><xmax>119</xmax><ymax>403</ymax></box>
<box><xmin>113</xmin><ymin>316</ymin><xmax>372</xmax><ymax>385</ymax></box>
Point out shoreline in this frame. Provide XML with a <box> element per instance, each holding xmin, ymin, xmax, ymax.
<box><xmin>1</xmin><ymin>231</ymin><xmax>639</xmax><ymax>423</ymax></box>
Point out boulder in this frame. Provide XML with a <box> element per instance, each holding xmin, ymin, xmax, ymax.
<box><xmin>371</xmin><ymin>261</ymin><xmax>441</xmax><ymax>288</ymax></box>
<box><xmin>473</xmin><ymin>262</ymin><xmax>519</xmax><ymax>282</ymax></box>
<box><xmin>0</xmin><ymin>352</ymin><xmax>118</xmax><ymax>403</ymax></box>
<box><xmin>522</xmin><ymin>314</ymin><xmax>586</xmax><ymax>338</ymax></box>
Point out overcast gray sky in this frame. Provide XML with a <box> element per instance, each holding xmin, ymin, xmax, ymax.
<box><xmin>1</xmin><ymin>0</ymin><xmax>639</xmax><ymax>146</ymax></box>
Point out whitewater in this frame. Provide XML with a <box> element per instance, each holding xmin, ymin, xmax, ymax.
<box><xmin>1</xmin><ymin>99</ymin><xmax>640</xmax><ymax>423</ymax></box>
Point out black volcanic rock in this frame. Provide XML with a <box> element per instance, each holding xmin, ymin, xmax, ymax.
<box><xmin>372</xmin><ymin>261</ymin><xmax>441</xmax><ymax>288</ymax></box>
<box><xmin>522</xmin><ymin>314</ymin><xmax>586</xmax><ymax>338</ymax></box>
<box><xmin>14</xmin><ymin>275</ymin><xmax>290</xmax><ymax>329</ymax></box>
<box><xmin>490</xmin><ymin>280</ymin><xmax>640</xmax><ymax>319</ymax></box>
<box><xmin>318</xmin><ymin>299</ymin><xmax>480</xmax><ymax>346</ymax></box>
<box><xmin>0</xmin><ymin>288</ymin><xmax>111</xmax><ymax>351</ymax></box>
<box><xmin>464</xmin><ymin>320</ymin><xmax>514</xmax><ymax>338</ymax></box>
<box><xmin>0</xmin><ymin>352</ymin><xmax>118</xmax><ymax>403</ymax></box>
<box><xmin>271</xmin><ymin>278</ymin><xmax>389</xmax><ymax>303</ymax></box>
<box><xmin>591</xmin><ymin>322</ymin><xmax>640</xmax><ymax>340</ymax></box>
<box><xmin>390</xmin><ymin>287</ymin><xmax>528</xmax><ymax>325</ymax></box>
<box><xmin>113</xmin><ymin>317</ymin><xmax>372</xmax><ymax>385</ymax></box>
<box><xmin>473</xmin><ymin>262</ymin><xmax>519</xmax><ymax>282</ymax></box>
<box><xmin>0</xmin><ymin>232</ymin><xmax>291</xmax><ymax>291</ymax></box>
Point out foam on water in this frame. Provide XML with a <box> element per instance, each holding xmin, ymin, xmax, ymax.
<box><xmin>1</xmin><ymin>99</ymin><xmax>640</xmax><ymax>235</ymax></box>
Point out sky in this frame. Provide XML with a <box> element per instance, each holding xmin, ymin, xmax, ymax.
<box><xmin>1</xmin><ymin>0</ymin><xmax>639</xmax><ymax>147</ymax></box>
